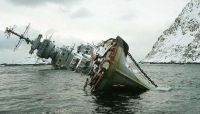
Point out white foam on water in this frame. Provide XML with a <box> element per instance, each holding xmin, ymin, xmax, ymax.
<box><xmin>154</xmin><ymin>86</ymin><xmax>172</xmax><ymax>91</ymax></box>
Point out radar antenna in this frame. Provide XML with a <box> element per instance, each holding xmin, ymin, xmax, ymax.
<box><xmin>45</xmin><ymin>33</ymin><xmax>53</xmax><ymax>40</ymax></box>
<box><xmin>48</xmin><ymin>33</ymin><xmax>53</xmax><ymax>40</ymax></box>
<box><xmin>4</xmin><ymin>25</ymin><xmax>16</xmax><ymax>39</ymax></box>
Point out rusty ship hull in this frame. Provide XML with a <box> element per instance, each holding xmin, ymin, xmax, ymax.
<box><xmin>90</xmin><ymin>37</ymin><xmax>155</xmax><ymax>93</ymax></box>
<box><xmin>97</xmin><ymin>46</ymin><xmax>149</xmax><ymax>92</ymax></box>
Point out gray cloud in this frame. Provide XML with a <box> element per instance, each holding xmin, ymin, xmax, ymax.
<box><xmin>8</xmin><ymin>0</ymin><xmax>81</xmax><ymax>7</ymax></box>
<box><xmin>69</xmin><ymin>8</ymin><xmax>93</xmax><ymax>19</ymax></box>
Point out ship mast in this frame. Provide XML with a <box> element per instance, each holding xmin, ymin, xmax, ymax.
<box><xmin>5</xmin><ymin>24</ymin><xmax>31</xmax><ymax>51</ymax></box>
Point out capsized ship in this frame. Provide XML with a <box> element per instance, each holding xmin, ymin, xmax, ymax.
<box><xmin>4</xmin><ymin>25</ymin><xmax>93</xmax><ymax>74</ymax></box>
<box><xmin>4</xmin><ymin>25</ymin><xmax>157</xmax><ymax>93</ymax></box>
<box><xmin>88</xmin><ymin>36</ymin><xmax>157</xmax><ymax>93</ymax></box>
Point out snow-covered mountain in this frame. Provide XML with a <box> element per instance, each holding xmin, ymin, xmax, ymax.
<box><xmin>143</xmin><ymin>0</ymin><xmax>200</xmax><ymax>63</ymax></box>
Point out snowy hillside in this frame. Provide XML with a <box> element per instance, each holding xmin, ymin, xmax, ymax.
<box><xmin>143</xmin><ymin>0</ymin><xmax>200</xmax><ymax>63</ymax></box>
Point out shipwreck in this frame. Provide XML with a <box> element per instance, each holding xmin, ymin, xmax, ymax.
<box><xmin>4</xmin><ymin>24</ymin><xmax>157</xmax><ymax>93</ymax></box>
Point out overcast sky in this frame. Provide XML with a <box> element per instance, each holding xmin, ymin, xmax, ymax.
<box><xmin>0</xmin><ymin>0</ymin><xmax>190</xmax><ymax>63</ymax></box>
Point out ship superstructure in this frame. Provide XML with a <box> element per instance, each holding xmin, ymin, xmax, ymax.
<box><xmin>4</xmin><ymin>25</ymin><xmax>93</xmax><ymax>74</ymax></box>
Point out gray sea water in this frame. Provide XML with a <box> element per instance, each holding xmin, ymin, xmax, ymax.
<box><xmin>0</xmin><ymin>64</ymin><xmax>200</xmax><ymax>114</ymax></box>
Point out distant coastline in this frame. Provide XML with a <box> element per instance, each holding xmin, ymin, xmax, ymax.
<box><xmin>0</xmin><ymin>63</ymin><xmax>51</xmax><ymax>66</ymax></box>
<box><xmin>140</xmin><ymin>62</ymin><xmax>200</xmax><ymax>64</ymax></box>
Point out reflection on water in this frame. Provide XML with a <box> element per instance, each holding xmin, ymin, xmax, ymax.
<box><xmin>94</xmin><ymin>93</ymin><xmax>141</xmax><ymax>114</ymax></box>
<box><xmin>0</xmin><ymin>64</ymin><xmax>200</xmax><ymax>113</ymax></box>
